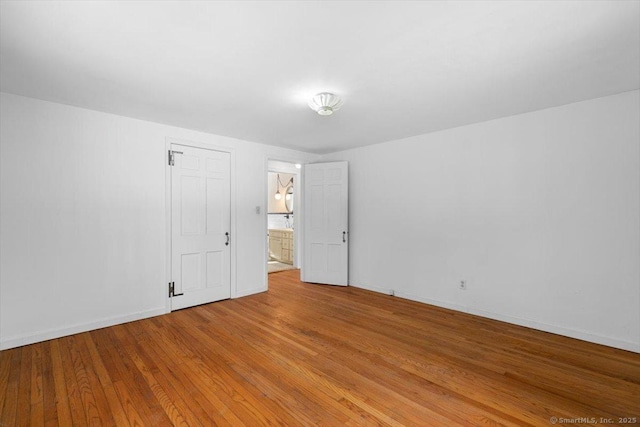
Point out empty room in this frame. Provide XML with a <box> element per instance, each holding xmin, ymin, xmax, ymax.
<box><xmin>1</xmin><ymin>1</ymin><xmax>639</xmax><ymax>426</ymax></box>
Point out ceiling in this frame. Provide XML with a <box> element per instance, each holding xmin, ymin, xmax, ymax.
<box><xmin>1</xmin><ymin>1</ymin><xmax>638</xmax><ymax>154</ymax></box>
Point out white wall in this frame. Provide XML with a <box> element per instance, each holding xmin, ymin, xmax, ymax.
<box><xmin>0</xmin><ymin>92</ymin><xmax>318</xmax><ymax>349</ymax></box>
<box><xmin>268</xmin><ymin>214</ymin><xmax>294</xmax><ymax>230</ymax></box>
<box><xmin>2</xmin><ymin>91</ymin><xmax>638</xmax><ymax>352</ymax></box>
<box><xmin>321</xmin><ymin>90</ymin><xmax>640</xmax><ymax>352</ymax></box>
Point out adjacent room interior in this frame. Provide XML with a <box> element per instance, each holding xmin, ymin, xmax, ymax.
<box><xmin>267</xmin><ymin>161</ymin><xmax>300</xmax><ymax>276</ymax></box>
<box><xmin>0</xmin><ymin>1</ymin><xmax>639</xmax><ymax>425</ymax></box>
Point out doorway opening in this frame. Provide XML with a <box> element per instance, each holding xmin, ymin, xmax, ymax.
<box><xmin>267</xmin><ymin>160</ymin><xmax>300</xmax><ymax>278</ymax></box>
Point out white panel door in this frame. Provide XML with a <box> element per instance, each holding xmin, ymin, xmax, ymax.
<box><xmin>171</xmin><ymin>144</ymin><xmax>230</xmax><ymax>310</ymax></box>
<box><xmin>302</xmin><ymin>162</ymin><xmax>348</xmax><ymax>285</ymax></box>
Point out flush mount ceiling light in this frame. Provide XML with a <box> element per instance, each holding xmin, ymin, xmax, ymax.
<box><xmin>308</xmin><ymin>92</ymin><xmax>343</xmax><ymax>116</ymax></box>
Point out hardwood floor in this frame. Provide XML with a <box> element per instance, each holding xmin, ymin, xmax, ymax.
<box><xmin>1</xmin><ymin>270</ymin><xmax>639</xmax><ymax>426</ymax></box>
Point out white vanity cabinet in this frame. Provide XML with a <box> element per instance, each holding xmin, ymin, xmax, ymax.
<box><xmin>269</xmin><ymin>229</ymin><xmax>294</xmax><ymax>264</ymax></box>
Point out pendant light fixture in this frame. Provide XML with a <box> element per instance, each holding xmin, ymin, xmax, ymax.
<box><xmin>274</xmin><ymin>174</ymin><xmax>282</xmax><ymax>200</ymax></box>
<box><xmin>274</xmin><ymin>174</ymin><xmax>294</xmax><ymax>200</ymax></box>
<box><xmin>308</xmin><ymin>92</ymin><xmax>343</xmax><ymax>116</ymax></box>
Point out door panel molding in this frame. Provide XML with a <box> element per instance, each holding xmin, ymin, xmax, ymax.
<box><xmin>165</xmin><ymin>137</ymin><xmax>236</xmax><ymax>313</ymax></box>
<box><xmin>302</xmin><ymin>161</ymin><xmax>349</xmax><ymax>286</ymax></box>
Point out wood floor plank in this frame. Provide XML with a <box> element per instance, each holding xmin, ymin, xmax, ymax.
<box><xmin>180</xmin><ymin>307</ymin><xmax>357</xmax><ymax>426</ymax></box>
<box><xmin>143</xmin><ymin>316</ymin><xmax>243</xmax><ymax>426</ymax></box>
<box><xmin>154</xmin><ymin>313</ymin><xmax>299</xmax><ymax>426</ymax></box>
<box><xmin>49</xmin><ymin>341</ymin><xmax>72</xmax><ymax>427</ymax></box>
<box><xmin>281</xmin><ymin>287</ymin><xmax>621</xmax><ymax>422</ymax></box>
<box><xmin>40</xmin><ymin>342</ymin><xmax>59</xmax><ymax>427</ymax></box>
<box><xmin>16</xmin><ymin>346</ymin><xmax>32</xmax><ymax>426</ymax></box>
<box><xmin>29</xmin><ymin>343</ymin><xmax>44</xmax><ymax>427</ymax></box>
<box><xmin>71</xmin><ymin>333</ymin><xmax>117</xmax><ymax>427</ymax></box>
<box><xmin>90</xmin><ymin>327</ymin><xmax>171</xmax><ymax>427</ymax></box>
<box><xmin>65</xmin><ymin>335</ymin><xmax>112</xmax><ymax>426</ymax></box>
<box><xmin>111</xmin><ymin>325</ymin><xmax>198</xmax><ymax>427</ymax></box>
<box><xmin>337</xmin><ymin>310</ymin><xmax>614</xmax><ymax>419</ymax></box>
<box><xmin>366</xmin><ymin>305</ymin><xmax>637</xmax><ymax>410</ymax></box>
<box><xmin>88</xmin><ymin>329</ymin><xmax>146</xmax><ymax>427</ymax></box>
<box><xmin>57</xmin><ymin>336</ymin><xmax>88</xmax><ymax>427</ymax></box>
<box><xmin>2</xmin><ymin>269</ymin><xmax>639</xmax><ymax>426</ymax></box>
<box><xmin>80</xmin><ymin>334</ymin><xmax>130</xmax><ymax>427</ymax></box>
<box><xmin>0</xmin><ymin>348</ymin><xmax>13</xmax><ymax>418</ymax></box>
<box><xmin>213</xmin><ymin>302</ymin><xmax>463</xmax><ymax>426</ymax></box>
<box><xmin>276</xmin><ymin>275</ymin><xmax>638</xmax><ymax>418</ymax></box>
<box><xmin>1</xmin><ymin>349</ymin><xmax>22</xmax><ymax>426</ymax></box>
<box><xmin>230</xmin><ymin>297</ymin><xmax>526</xmax><ymax>426</ymax></box>
<box><xmin>121</xmin><ymin>322</ymin><xmax>219</xmax><ymax>427</ymax></box>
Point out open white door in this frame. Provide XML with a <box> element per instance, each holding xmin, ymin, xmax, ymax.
<box><xmin>302</xmin><ymin>162</ymin><xmax>348</xmax><ymax>285</ymax></box>
<box><xmin>170</xmin><ymin>144</ymin><xmax>231</xmax><ymax>310</ymax></box>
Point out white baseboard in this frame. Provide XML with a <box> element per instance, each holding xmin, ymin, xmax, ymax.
<box><xmin>470</xmin><ymin>307</ymin><xmax>639</xmax><ymax>353</ymax></box>
<box><xmin>348</xmin><ymin>282</ymin><xmax>394</xmax><ymax>295</ymax></box>
<box><xmin>393</xmin><ymin>291</ymin><xmax>467</xmax><ymax>313</ymax></box>
<box><xmin>4</xmin><ymin>287</ymin><xmax>637</xmax><ymax>354</ymax></box>
<box><xmin>234</xmin><ymin>286</ymin><xmax>267</xmax><ymax>299</ymax></box>
<box><xmin>1</xmin><ymin>287</ymin><xmax>268</xmax><ymax>350</ymax></box>
<box><xmin>375</xmin><ymin>289</ymin><xmax>639</xmax><ymax>354</ymax></box>
<box><xmin>0</xmin><ymin>308</ymin><xmax>166</xmax><ymax>350</ymax></box>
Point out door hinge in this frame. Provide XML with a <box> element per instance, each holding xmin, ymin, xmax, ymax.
<box><xmin>169</xmin><ymin>282</ymin><xmax>184</xmax><ymax>298</ymax></box>
<box><xmin>168</xmin><ymin>150</ymin><xmax>183</xmax><ymax>166</ymax></box>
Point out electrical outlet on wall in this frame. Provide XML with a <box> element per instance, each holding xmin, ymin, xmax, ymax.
<box><xmin>459</xmin><ymin>280</ymin><xmax>467</xmax><ymax>290</ymax></box>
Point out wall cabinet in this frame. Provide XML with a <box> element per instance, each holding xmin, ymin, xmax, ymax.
<box><xmin>269</xmin><ymin>229</ymin><xmax>293</xmax><ymax>264</ymax></box>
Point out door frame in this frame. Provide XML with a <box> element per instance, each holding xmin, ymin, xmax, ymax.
<box><xmin>265</xmin><ymin>158</ymin><xmax>304</xmax><ymax>287</ymax></box>
<box><xmin>165</xmin><ymin>137</ymin><xmax>237</xmax><ymax>313</ymax></box>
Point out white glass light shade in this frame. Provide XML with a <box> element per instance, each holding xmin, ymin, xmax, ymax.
<box><xmin>308</xmin><ymin>92</ymin><xmax>343</xmax><ymax>115</ymax></box>
<box><xmin>274</xmin><ymin>191</ymin><xmax>282</xmax><ymax>200</ymax></box>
